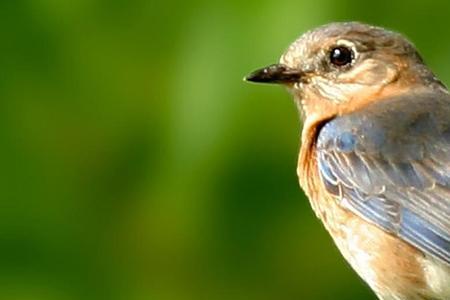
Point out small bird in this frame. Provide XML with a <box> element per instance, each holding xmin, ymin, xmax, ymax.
<box><xmin>245</xmin><ymin>22</ymin><xmax>450</xmax><ymax>300</ymax></box>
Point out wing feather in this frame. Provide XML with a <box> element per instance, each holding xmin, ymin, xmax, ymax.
<box><xmin>317</xmin><ymin>91</ymin><xmax>450</xmax><ymax>265</ymax></box>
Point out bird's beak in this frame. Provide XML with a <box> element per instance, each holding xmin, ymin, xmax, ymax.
<box><xmin>245</xmin><ymin>64</ymin><xmax>303</xmax><ymax>84</ymax></box>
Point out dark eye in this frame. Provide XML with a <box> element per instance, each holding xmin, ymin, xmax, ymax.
<box><xmin>329</xmin><ymin>46</ymin><xmax>353</xmax><ymax>66</ymax></box>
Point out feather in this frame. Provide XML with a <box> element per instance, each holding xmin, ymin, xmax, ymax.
<box><xmin>317</xmin><ymin>91</ymin><xmax>450</xmax><ymax>265</ymax></box>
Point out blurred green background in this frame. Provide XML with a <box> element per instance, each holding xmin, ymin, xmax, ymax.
<box><xmin>1</xmin><ymin>0</ymin><xmax>450</xmax><ymax>299</ymax></box>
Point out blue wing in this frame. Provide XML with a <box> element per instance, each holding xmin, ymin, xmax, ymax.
<box><xmin>317</xmin><ymin>91</ymin><xmax>450</xmax><ymax>265</ymax></box>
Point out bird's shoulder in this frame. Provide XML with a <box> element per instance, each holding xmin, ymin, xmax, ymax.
<box><xmin>318</xmin><ymin>90</ymin><xmax>450</xmax><ymax>161</ymax></box>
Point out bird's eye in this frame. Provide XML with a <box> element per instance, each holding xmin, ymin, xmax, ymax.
<box><xmin>329</xmin><ymin>46</ymin><xmax>353</xmax><ymax>66</ymax></box>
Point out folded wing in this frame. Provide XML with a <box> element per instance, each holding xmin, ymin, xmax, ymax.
<box><xmin>317</xmin><ymin>91</ymin><xmax>450</xmax><ymax>265</ymax></box>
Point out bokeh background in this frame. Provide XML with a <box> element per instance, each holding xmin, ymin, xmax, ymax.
<box><xmin>2</xmin><ymin>1</ymin><xmax>450</xmax><ymax>299</ymax></box>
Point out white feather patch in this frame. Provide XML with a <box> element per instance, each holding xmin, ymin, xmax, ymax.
<box><xmin>421</xmin><ymin>255</ymin><xmax>450</xmax><ymax>298</ymax></box>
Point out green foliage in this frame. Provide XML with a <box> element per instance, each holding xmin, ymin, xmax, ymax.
<box><xmin>0</xmin><ymin>0</ymin><xmax>448</xmax><ymax>299</ymax></box>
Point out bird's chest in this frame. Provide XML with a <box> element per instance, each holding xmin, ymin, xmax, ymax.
<box><xmin>308</xmin><ymin>183</ymin><xmax>399</xmax><ymax>292</ymax></box>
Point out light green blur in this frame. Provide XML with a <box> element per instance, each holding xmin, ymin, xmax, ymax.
<box><xmin>0</xmin><ymin>0</ymin><xmax>449</xmax><ymax>299</ymax></box>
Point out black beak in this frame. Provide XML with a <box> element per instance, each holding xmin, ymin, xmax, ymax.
<box><xmin>245</xmin><ymin>64</ymin><xmax>303</xmax><ymax>84</ymax></box>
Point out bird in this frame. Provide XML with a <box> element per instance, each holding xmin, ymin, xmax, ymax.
<box><xmin>245</xmin><ymin>22</ymin><xmax>450</xmax><ymax>300</ymax></box>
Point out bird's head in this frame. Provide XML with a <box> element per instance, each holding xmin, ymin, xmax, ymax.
<box><xmin>246</xmin><ymin>22</ymin><xmax>443</xmax><ymax>121</ymax></box>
